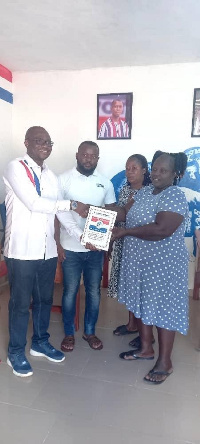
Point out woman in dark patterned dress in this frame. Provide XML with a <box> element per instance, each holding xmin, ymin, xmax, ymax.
<box><xmin>108</xmin><ymin>154</ymin><xmax>151</xmax><ymax>339</ymax></box>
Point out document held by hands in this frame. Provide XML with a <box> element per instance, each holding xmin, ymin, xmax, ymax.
<box><xmin>81</xmin><ymin>206</ymin><xmax>117</xmax><ymax>251</ymax></box>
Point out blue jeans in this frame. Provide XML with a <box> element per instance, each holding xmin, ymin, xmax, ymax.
<box><xmin>5</xmin><ymin>257</ymin><xmax>57</xmax><ymax>356</ymax></box>
<box><xmin>62</xmin><ymin>250</ymin><xmax>104</xmax><ymax>336</ymax></box>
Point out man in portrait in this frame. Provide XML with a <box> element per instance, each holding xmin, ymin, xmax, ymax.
<box><xmin>98</xmin><ymin>99</ymin><xmax>129</xmax><ymax>139</ymax></box>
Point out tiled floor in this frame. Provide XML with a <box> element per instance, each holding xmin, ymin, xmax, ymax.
<box><xmin>0</xmin><ymin>281</ymin><xmax>200</xmax><ymax>444</ymax></box>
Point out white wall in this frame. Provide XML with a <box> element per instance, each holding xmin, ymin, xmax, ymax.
<box><xmin>12</xmin><ymin>62</ymin><xmax>200</xmax><ymax>179</ymax></box>
<box><xmin>0</xmin><ymin>76</ymin><xmax>13</xmax><ymax>202</ymax></box>
<box><xmin>2</xmin><ymin>62</ymin><xmax>199</xmax><ymax>287</ymax></box>
<box><xmin>11</xmin><ymin>62</ymin><xmax>200</xmax><ymax>289</ymax></box>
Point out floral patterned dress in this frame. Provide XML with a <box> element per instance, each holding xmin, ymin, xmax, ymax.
<box><xmin>107</xmin><ymin>184</ymin><xmax>137</xmax><ymax>298</ymax></box>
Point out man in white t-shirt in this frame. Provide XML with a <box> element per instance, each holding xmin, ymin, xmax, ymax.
<box><xmin>57</xmin><ymin>141</ymin><xmax>116</xmax><ymax>352</ymax></box>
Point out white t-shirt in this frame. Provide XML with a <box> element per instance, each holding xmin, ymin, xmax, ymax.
<box><xmin>58</xmin><ymin>167</ymin><xmax>116</xmax><ymax>252</ymax></box>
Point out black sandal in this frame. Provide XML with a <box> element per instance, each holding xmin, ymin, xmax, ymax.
<box><xmin>144</xmin><ymin>368</ymin><xmax>173</xmax><ymax>384</ymax></box>
<box><xmin>129</xmin><ymin>336</ymin><xmax>155</xmax><ymax>349</ymax></box>
<box><xmin>113</xmin><ymin>324</ymin><xmax>138</xmax><ymax>336</ymax></box>
<box><xmin>119</xmin><ymin>350</ymin><xmax>154</xmax><ymax>360</ymax></box>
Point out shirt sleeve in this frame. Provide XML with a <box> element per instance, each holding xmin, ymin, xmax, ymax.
<box><xmin>56</xmin><ymin>212</ymin><xmax>83</xmax><ymax>242</ymax></box>
<box><xmin>104</xmin><ymin>181</ymin><xmax>116</xmax><ymax>205</ymax></box>
<box><xmin>157</xmin><ymin>187</ymin><xmax>188</xmax><ymax>216</ymax></box>
<box><xmin>57</xmin><ymin>173</ymin><xmax>71</xmax><ymax>199</ymax></box>
<box><xmin>124</xmin><ymin>122</ymin><xmax>129</xmax><ymax>137</ymax></box>
<box><xmin>98</xmin><ymin>122</ymin><xmax>106</xmax><ymax>138</ymax></box>
<box><xmin>3</xmin><ymin>160</ymin><xmax>70</xmax><ymax>214</ymax></box>
<box><xmin>57</xmin><ymin>172</ymin><xmax>83</xmax><ymax>241</ymax></box>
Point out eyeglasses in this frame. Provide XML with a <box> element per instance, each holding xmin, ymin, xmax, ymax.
<box><xmin>28</xmin><ymin>138</ymin><xmax>54</xmax><ymax>147</ymax></box>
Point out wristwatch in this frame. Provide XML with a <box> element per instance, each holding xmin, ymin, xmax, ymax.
<box><xmin>70</xmin><ymin>200</ymin><xmax>78</xmax><ymax>211</ymax></box>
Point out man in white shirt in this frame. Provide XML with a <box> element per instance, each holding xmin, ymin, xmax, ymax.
<box><xmin>3</xmin><ymin>126</ymin><xmax>88</xmax><ymax>377</ymax></box>
<box><xmin>57</xmin><ymin>141</ymin><xmax>116</xmax><ymax>352</ymax></box>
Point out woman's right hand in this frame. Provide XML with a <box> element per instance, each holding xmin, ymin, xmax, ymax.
<box><xmin>111</xmin><ymin>227</ymin><xmax>127</xmax><ymax>241</ymax></box>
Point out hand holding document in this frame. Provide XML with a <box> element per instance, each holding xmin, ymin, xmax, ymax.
<box><xmin>81</xmin><ymin>206</ymin><xmax>117</xmax><ymax>251</ymax></box>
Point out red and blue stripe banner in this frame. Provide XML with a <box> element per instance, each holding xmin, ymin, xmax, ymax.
<box><xmin>0</xmin><ymin>64</ymin><xmax>13</xmax><ymax>104</ymax></box>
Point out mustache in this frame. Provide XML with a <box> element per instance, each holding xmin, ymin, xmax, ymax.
<box><xmin>77</xmin><ymin>161</ymin><xmax>96</xmax><ymax>175</ymax></box>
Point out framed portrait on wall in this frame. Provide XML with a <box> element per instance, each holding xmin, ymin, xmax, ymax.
<box><xmin>97</xmin><ymin>92</ymin><xmax>133</xmax><ymax>140</ymax></box>
<box><xmin>191</xmin><ymin>88</ymin><xmax>200</xmax><ymax>137</ymax></box>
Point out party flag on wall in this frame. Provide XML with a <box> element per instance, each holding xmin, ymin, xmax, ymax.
<box><xmin>0</xmin><ymin>64</ymin><xmax>13</xmax><ymax>104</ymax></box>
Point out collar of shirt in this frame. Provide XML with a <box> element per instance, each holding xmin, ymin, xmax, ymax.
<box><xmin>73</xmin><ymin>166</ymin><xmax>98</xmax><ymax>178</ymax></box>
<box><xmin>111</xmin><ymin>118</ymin><xmax>122</xmax><ymax>126</ymax></box>
<box><xmin>24</xmin><ymin>154</ymin><xmax>48</xmax><ymax>172</ymax></box>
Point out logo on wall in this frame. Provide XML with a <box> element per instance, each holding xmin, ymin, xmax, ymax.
<box><xmin>179</xmin><ymin>147</ymin><xmax>200</xmax><ymax>240</ymax></box>
<box><xmin>0</xmin><ymin>64</ymin><xmax>13</xmax><ymax>104</ymax></box>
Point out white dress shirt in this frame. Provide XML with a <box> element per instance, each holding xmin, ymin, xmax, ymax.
<box><xmin>58</xmin><ymin>167</ymin><xmax>116</xmax><ymax>252</ymax></box>
<box><xmin>3</xmin><ymin>155</ymin><xmax>81</xmax><ymax>260</ymax></box>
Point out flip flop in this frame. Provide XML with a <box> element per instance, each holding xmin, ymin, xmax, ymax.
<box><xmin>129</xmin><ymin>336</ymin><xmax>155</xmax><ymax>349</ymax></box>
<box><xmin>119</xmin><ymin>350</ymin><xmax>154</xmax><ymax>360</ymax></box>
<box><xmin>144</xmin><ymin>368</ymin><xmax>173</xmax><ymax>384</ymax></box>
<box><xmin>113</xmin><ymin>325</ymin><xmax>138</xmax><ymax>336</ymax></box>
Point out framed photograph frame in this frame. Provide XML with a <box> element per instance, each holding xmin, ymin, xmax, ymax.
<box><xmin>97</xmin><ymin>92</ymin><xmax>133</xmax><ymax>140</ymax></box>
<box><xmin>191</xmin><ymin>88</ymin><xmax>200</xmax><ymax>137</ymax></box>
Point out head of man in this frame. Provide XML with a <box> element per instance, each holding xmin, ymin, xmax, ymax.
<box><xmin>76</xmin><ymin>141</ymin><xmax>99</xmax><ymax>176</ymax></box>
<box><xmin>111</xmin><ymin>100</ymin><xmax>124</xmax><ymax>120</ymax></box>
<box><xmin>24</xmin><ymin>126</ymin><xmax>53</xmax><ymax>167</ymax></box>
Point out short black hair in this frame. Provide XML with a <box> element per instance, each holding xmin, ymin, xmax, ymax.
<box><xmin>78</xmin><ymin>141</ymin><xmax>99</xmax><ymax>152</ymax></box>
<box><xmin>111</xmin><ymin>100</ymin><xmax>123</xmax><ymax>107</ymax></box>
<box><xmin>25</xmin><ymin>126</ymin><xmax>48</xmax><ymax>139</ymax></box>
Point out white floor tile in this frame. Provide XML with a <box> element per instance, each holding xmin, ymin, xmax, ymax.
<box><xmin>0</xmin><ymin>284</ymin><xmax>200</xmax><ymax>443</ymax></box>
<box><xmin>0</xmin><ymin>402</ymin><xmax>56</xmax><ymax>444</ymax></box>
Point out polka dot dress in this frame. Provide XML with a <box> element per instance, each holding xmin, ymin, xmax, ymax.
<box><xmin>118</xmin><ymin>185</ymin><xmax>189</xmax><ymax>335</ymax></box>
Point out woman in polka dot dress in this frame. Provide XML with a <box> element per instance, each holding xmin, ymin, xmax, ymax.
<box><xmin>111</xmin><ymin>152</ymin><xmax>188</xmax><ymax>384</ymax></box>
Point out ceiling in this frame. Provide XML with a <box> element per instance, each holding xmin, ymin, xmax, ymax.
<box><xmin>1</xmin><ymin>0</ymin><xmax>200</xmax><ymax>72</ymax></box>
